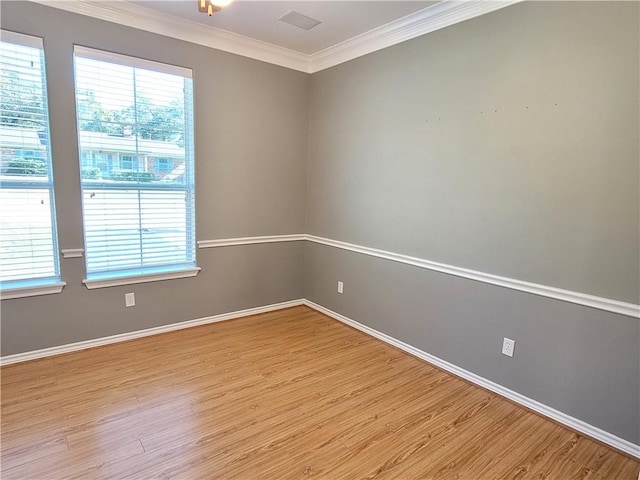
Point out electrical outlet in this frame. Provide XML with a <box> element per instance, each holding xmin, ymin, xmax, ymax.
<box><xmin>337</xmin><ymin>281</ymin><xmax>344</xmax><ymax>294</ymax></box>
<box><xmin>502</xmin><ymin>337</ymin><xmax>515</xmax><ymax>357</ymax></box>
<box><xmin>125</xmin><ymin>292</ymin><xmax>135</xmax><ymax>307</ymax></box>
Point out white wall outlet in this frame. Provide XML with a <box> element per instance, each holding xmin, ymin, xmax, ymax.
<box><xmin>337</xmin><ymin>281</ymin><xmax>344</xmax><ymax>294</ymax></box>
<box><xmin>502</xmin><ymin>337</ymin><xmax>515</xmax><ymax>357</ymax></box>
<box><xmin>125</xmin><ymin>292</ymin><xmax>135</xmax><ymax>307</ymax></box>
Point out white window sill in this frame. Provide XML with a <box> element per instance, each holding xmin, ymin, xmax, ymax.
<box><xmin>1</xmin><ymin>281</ymin><xmax>67</xmax><ymax>300</ymax></box>
<box><xmin>83</xmin><ymin>267</ymin><xmax>201</xmax><ymax>289</ymax></box>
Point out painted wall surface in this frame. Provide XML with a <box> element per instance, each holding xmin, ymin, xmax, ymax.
<box><xmin>307</xmin><ymin>1</ymin><xmax>639</xmax><ymax>304</ymax></box>
<box><xmin>304</xmin><ymin>2</ymin><xmax>639</xmax><ymax>444</ymax></box>
<box><xmin>0</xmin><ymin>2</ymin><xmax>309</xmax><ymax>355</ymax></box>
<box><xmin>1</xmin><ymin>0</ymin><xmax>638</xmax><ymax>448</ymax></box>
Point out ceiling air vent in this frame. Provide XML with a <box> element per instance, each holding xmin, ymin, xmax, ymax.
<box><xmin>278</xmin><ymin>10</ymin><xmax>322</xmax><ymax>31</ymax></box>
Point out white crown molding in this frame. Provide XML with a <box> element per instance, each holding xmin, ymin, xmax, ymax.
<box><xmin>31</xmin><ymin>0</ymin><xmax>521</xmax><ymax>74</ymax></box>
<box><xmin>196</xmin><ymin>234</ymin><xmax>640</xmax><ymax>318</ymax></box>
<box><xmin>310</xmin><ymin>0</ymin><xmax>523</xmax><ymax>72</ymax></box>
<box><xmin>304</xmin><ymin>300</ymin><xmax>640</xmax><ymax>459</ymax></box>
<box><xmin>31</xmin><ymin>0</ymin><xmax>312</xmax><ymax>73</ymax></box>
<box><xmin>0</xmin><ymin>298</ymin><xmax>305</xmax><ymax>365</ymax></box>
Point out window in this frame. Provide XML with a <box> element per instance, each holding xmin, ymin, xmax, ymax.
<box><xmin>155</xmin><ymin>157</ymin><xmax>171</xmax><ymax>174</ymax></box>
<box><xmin>80</xmin><ymin>152</ymin><xmax>92</xmax><ymax>167</ymax></box>
<box><xmin>120</xmin><ymin>155</ymin><xmax>134</xmax><ymax>171</ymax></box>
<box><xmin>0</xmin><ymin>30</ymin><xmax>63</xmax><ymax>299</ymax></box>
<box><xmin>15</xmin><ymin>149</ymin><xmax>43</xmax><ymax>159</ymax></box>
<box><xmin>73</xmin><ymin>47</ymin><xmax>198</xmax><ymax>287</ymax></box>
<box><xmin>93</xmin><ymin>153</ymin><xmax>114</xmax><ymax>174</ymax></box>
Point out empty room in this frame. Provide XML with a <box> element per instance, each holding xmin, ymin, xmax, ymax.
<box><xmin>1</xmin><ymin>0</ymin><xmax>638</xmax><ymax>478</ymax></box>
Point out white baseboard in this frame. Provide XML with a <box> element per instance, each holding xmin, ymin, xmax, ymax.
<box><xmin>1</xmin><ymin>298</ymin><xmax>638</xmax><ymax>460</ymax></box>
<box><xmin>302</xmin><ymin>300</ymin><xmax>640</xmax><ymax>460</ymax></box>
<box><xmin>0</xmin><ymin>299</ymin><xmax>304</xmax><ymax>366</ymax></box>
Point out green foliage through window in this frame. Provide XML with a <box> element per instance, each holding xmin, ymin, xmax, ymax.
<box><xmin>109</xmin><ymin>170</ymin><xmax>155</xmax><ymax>182</ymax></box>
<box><xmin>81</xmin><ymin>167</ymin><xmax>101</xmax><ymax>179</ymax></box>
<box><xmin>6</xmin><ymin>158</ymin><xmax>47</xmax><ymax>176</ymax></box>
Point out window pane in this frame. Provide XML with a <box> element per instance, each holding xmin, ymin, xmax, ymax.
<box><xmin>0</xmin><ymin>32</ymin><xmax>59</xmax><ymax>286</ymax></box>
<box><xmin>82</xmin><ymin>189</ymin><xmax>192</xmax><ymax>273</ymax></box>
<box><xmin>74</xmin><ymin>47</ymin><xmax>195</xmax><ymax>280</ymax></box>
<box><xmin>0</xmin><ymin>188</ymin><xmax>56</xmax><ymax>281</ymax></box>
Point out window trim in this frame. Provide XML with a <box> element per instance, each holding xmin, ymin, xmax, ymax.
<box><xmin>74</xmin><ymin>45</ymin><xmax>192</xmax><ymax>78</ymax></box>
<box><xmin>0</xmin><ymin>29</ymin><xmax>63</xmax><ymax>295</ymax></box>
<box><xmin>0</xmin><ymin>280</ymin><xmax>66</xmax><ymax>300</ymax></box>
<box><xmin>73</xmin><ymin>46</ymin><xmax>197</xmax><ymax>285</ymax></box>
<box><xmin>83</xmin><ymin>266</ymin><xmax>200</xmax><ymax>289</ymax></box>
<box><xmin>0</xmin><ymin>30</ymin><xmax>43</xmax><ymax>49</ymax></box>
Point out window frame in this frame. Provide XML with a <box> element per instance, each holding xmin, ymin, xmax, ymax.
<box><xmin>73</xmin><ymin>46</ymin><xmax>199</xmax><ymax>289</ymax></box>
<box><xmin>0</xmin><ymin>30</ymin><xmax>65</xmax><ymax>300</ymax></box>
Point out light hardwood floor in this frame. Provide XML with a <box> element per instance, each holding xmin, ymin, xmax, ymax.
<box><xmin>1</xmin><ymin>306</ymin><xmax>638</xmax><ymax>479</ymax></box>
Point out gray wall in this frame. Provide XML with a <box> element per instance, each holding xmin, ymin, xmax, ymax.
<box><xmin>0</xmin><ymin>2</ymin><xmax>309</xmax><ymax>355</ymax></box>
<box><xmin>307</xmin><ymin>1</ymin><xmax>639</xmax><ymax>304</ymax></box>
<box><xmin>304</xmin><ymin>2</ymin><xmax>639</xmax><ymax>444</ymax></box>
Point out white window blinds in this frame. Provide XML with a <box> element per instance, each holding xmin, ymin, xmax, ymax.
<box><xmin>73</xmin><ymin>47</ymin><xmax>196</xmax><ymax>282</ymax></box>
<box><xmin>0</xmin><ymin>30</ymin><xmax>60</xmax><ymax>288</ymax></box>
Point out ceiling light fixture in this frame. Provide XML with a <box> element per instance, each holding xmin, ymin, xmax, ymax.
<box><xmin>198</xmin><ymin>0</ymin><xmax>234</xmax><ymax>16</ymax></box>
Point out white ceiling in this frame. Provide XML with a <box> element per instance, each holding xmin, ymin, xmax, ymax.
<box><xmin>132</xmin><ymin>1</ymin><xmax>435</xmax><ymax>55</ymax></box>
<box><xmin>36</xmin><ymin>0</ymin><xmax>520</xmax><ymax>72</ymax></box>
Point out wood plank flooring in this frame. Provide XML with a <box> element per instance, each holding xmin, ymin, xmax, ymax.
<box><xmin>1</xmin><ymin>306</ymin><xmax>638</xmax><ymax>479</ymax></box>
